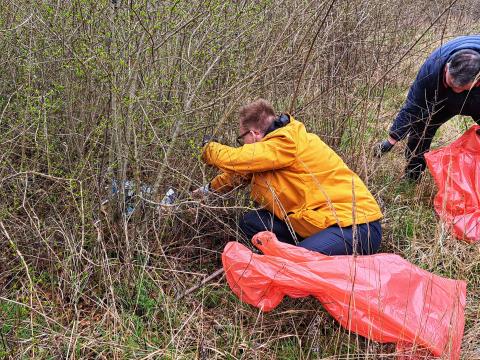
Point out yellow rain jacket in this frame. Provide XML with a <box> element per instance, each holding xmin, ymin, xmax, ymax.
<box><xmin>202</xmin><ymin>115</ymin><xmax>382</xmax><ymax>238</ymax></box>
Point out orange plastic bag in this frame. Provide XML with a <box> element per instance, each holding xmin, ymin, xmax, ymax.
<box><xmin>425</xmin><ymin>125</ymin><xmax>480</xmax><ymax>242</ymax></box>
<box><xmin>222</xmin><ymin>232</ymin><xmax>466</xmax><ymax>359</ymax></box>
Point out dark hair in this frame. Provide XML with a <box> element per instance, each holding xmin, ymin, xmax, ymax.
<box><xmin>447</xmin><ymin>49</ymin><xmax>480</xmax><ymax>86</ymax></box>
<box><xmin>239</xmin><ymin>99</ymin><xmax>276</xmax><ymax>133</ymax></box>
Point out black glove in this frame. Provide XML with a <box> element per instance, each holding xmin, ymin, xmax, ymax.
<box><xmin>373</xmin><ymin>140</ymin><xmax>394</xmax><ymax>158</ymax></box>
<box><xmin>202</xmin><ymin>134</ymin><xmax>217</xmax><ymax>147</ymax></box>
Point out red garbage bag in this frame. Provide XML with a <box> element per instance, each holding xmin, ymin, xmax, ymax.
<box><xmin>222</xmin><ymin>231</ymin><xmax>466</xmax><ymax>359</ymax></box>
<box><xmin>425</xmin><ymin>125</ymin><xmax>480</xmax><ymax>242</ymax></box>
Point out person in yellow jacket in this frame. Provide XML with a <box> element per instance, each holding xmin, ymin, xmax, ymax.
<box><xmin>200</xmin><ymin>99</ymin><xmax>383</xmax><ymax>255</ymax></box>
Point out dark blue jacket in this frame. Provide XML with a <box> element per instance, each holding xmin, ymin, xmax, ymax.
<box><xmin>390</xmin><ymin>35</ymin><xmax>480</xmax><ymax>141</ymax></box>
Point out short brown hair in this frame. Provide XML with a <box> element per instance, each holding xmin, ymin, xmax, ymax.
<box><xmin>239</xmin><ymin>99</ymin><xmax>276</xmax><ymax>133</ymax></box>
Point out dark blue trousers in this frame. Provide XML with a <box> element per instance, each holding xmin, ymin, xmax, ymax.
<box><xmin>239</xmin><ymin>210</ymin><xmax>382</xmax><ymax>255</ymax></box>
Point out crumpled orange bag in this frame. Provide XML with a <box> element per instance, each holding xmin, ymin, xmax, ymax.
<box><xmin>425</xmin><ymin>125</ymin><xmax>480</xmax><ymax>242</ymax></box>
<box><xmin>222</xmin><ymin>231</ymin><xmax>466</xmax><ymax>359</ymax></box>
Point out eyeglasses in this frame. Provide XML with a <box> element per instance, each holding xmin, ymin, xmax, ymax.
<box><xmin>236</xmin><ymin>130</ymin><xmax>251</xmax><ymax>146</ymax></box>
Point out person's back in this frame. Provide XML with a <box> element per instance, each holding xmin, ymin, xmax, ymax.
<box><xmin>202</xmin><ymin>99</ymin><xmax>383</xmax><ymax>255</ymax></box>
<box><xmin>246</xmin><ymin>117</ymin><xmax>381</xmax><ymax>237</ymax></box>
<box><xmin>375</xmin><ymin>35</ymin><xmax>480</xmax><ymax>180</ymax></box>
<box><xmin>403</xmin><ymin>35</ymin><xmax>480</xmax><ymax>124</ymax></box>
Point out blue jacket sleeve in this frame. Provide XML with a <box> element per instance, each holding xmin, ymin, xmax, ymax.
<box><xmin>389</xmin><ymin>60</ymin><xmax>440</xmax><ymax>141</ymax></box>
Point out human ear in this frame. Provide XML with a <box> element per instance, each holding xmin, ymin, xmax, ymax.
<box><xmin>252</xmin><ymin>130</ymin><xmax>263</xmax><ymax>142</ymax></box>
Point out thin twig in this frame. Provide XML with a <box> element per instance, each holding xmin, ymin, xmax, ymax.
<box><xmin>289</xmin><ymin>0</ymin><xmax>337</xmax><ymax>113</ymax></box>
<box><xmin>175</xmin><ymin>268</ymin><xmax>225</xmax><ymax>301</ymax></box>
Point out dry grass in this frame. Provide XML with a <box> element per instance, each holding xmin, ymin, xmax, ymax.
<box><xmin>1</xmin><ymin>0</ymin><xmax>479</xmax><ymax>359</ymax></box>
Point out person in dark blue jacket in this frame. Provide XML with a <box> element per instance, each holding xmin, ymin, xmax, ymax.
<box><xmin>375</xmin><ymin>35</ymin><xmax>480</xmax><ymax>180</ymax></box>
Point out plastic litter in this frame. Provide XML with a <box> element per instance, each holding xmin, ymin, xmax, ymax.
<box><xmin>425</xmin><ymin>125</ymin><xmax>480</xmax><ymax>242</ymax></box>
<box><xmin>160</xmin><ymin>188</ymin><xmax>177</xmax><ymax>205</ymax></box>
<box><xmin>222</xmin><ymin>231</ymin><xmax>466</xmax><ymax>359</ymax></box>
<box><xmin>110</xmin><ymin>179</ymin><xmax>152</xmax><ymax>216</ymax></box>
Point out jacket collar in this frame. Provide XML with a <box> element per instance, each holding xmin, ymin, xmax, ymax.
<box><xmin>264</xmin><ymin>113</ymin><xmax>291</xmax><ymax>137</ymax></box>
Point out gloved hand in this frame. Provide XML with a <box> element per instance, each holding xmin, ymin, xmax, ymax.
<box><xmin>373</xmin><ymin>140</ymin><xmax>394</xmax><ymax>158</ymax></box>
<box><xmin>202</xmin><ymin>135</ymin><xmax>217</xmax><ymax>147</ymax></box>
